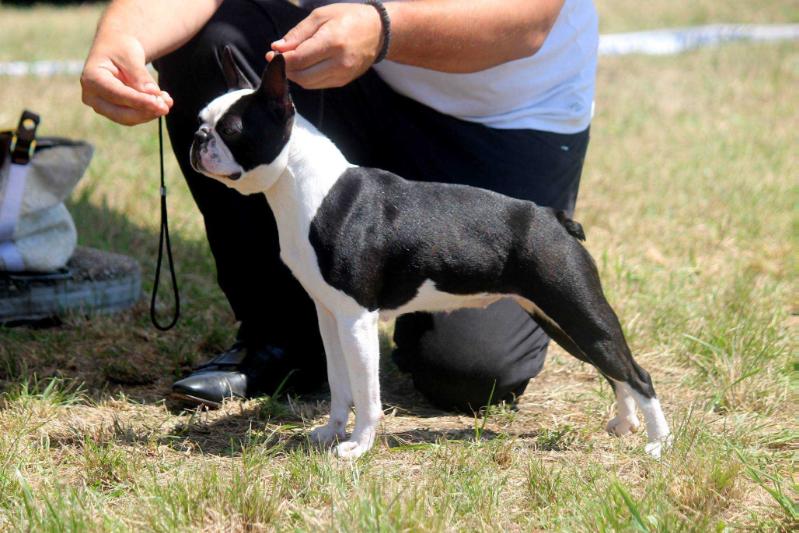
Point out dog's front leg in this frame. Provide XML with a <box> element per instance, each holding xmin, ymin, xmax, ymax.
<box><xmin>310</xmin><ymin>302</ymin><xmax>352</xmax><ymax>446</ymax></box>
<box><xmin>333</xmin><ymin>310</ymin><xmax>382</xmax><ymax>459</ymax></box>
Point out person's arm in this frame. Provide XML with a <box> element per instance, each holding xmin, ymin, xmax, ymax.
<box><xmin>270</xmin><ymin>0</ymin><xmax>565</xmax><ymax>89</ymax></box>
<box><xmin>81</xmin><ymin>0</ymin><xmax>222</xmax><ymax>125</ymax></box>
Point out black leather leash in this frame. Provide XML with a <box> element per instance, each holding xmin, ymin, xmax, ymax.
<box><xmin>150</xmin><ymin>116</ymin><xmax>180</xmax><ymax>331</ymax></box>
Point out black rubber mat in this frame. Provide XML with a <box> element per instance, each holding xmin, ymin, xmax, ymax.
<box><xmin>0</xmin><ymin>246</ymin><xmax>141</xmax><ymax>325</ymax></box>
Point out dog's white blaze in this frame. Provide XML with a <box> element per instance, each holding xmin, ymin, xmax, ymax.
<box><xmin>199</xmin><ymin>89</ymin><xmax>252</xmax><ymax>125</ymax></box>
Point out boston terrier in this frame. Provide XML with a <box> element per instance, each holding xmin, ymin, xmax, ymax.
<box><xmin>189</xmin><ymin>47</ymin><xmax>672</xmax><ymax>459</ymax></box>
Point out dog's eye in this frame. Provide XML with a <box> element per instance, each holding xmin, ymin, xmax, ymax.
<box><xmin>217</xmin><ymin>118</ymin><xmax>242</xmax><ymax>138</ymax></box>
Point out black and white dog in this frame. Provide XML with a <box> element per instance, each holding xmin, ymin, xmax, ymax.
<box><xmin>190</xmin><ymin>48</ymin><xmax>671</xmax><ymax>459</ymax></box>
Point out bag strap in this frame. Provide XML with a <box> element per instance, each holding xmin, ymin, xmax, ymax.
<box><xmin>10</xmin><ymin>110</ymin><xmax>40</xmax><ymax>165</ymax></box>
<box><xmin>0</xmin><ymin>110</ymin><xmax>41</xmax><ymax>271</ymax></box>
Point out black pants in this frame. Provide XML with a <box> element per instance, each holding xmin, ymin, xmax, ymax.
<box><xmin>154</xmin><ymin>0</ymin><xmax>590</xmax><ymax>412</ymax></box>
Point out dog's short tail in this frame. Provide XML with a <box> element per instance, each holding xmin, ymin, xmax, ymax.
<box><xmin>556</xmin><ymin>210</ymin><xmax>586</xmax><ymax>241</ymax></box>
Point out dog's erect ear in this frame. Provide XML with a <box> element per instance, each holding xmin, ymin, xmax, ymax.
<box><xmin>220</xmin><ymin>44</ymin><xmax>255</xmax><ymax>91</ymax></box>
<box><xmin>258</xmin><ymin>53</ymin><xmax>291</xmax><ymax>110</ymax></box>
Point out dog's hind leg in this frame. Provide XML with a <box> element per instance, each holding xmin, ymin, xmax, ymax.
<box><xmin>516</xmin><ymin>227</ymin><xmax>671</xmax><ymax>456</ymax></box>
<box><xmin>333</xmin><ymin>310</ymin><xmax>382</xmax><ymax>459</ymax></box>
<box><xmin>310</xmin><ymin>303</ymin><xmax>352</xmax><ymax>446</ymax></box>
<box><xmin>517</xmin><ymin>292</ymin><xmax>670</xmax><ymax>457</ymax></box>
<box><xmin>514</xmin><ymin>301</ymin><xmax>642</xmax><ymax>437</ymax></box>
<box><xmin>605</xmin><ymin>381</ymin><xmax>640</xmax><ymax>436</ymax></box>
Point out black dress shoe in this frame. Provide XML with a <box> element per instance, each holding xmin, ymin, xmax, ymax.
<box><xmin>171</xmin><ymin>341</ymin><xmax>293</xmax><ymax>408</ymax></box>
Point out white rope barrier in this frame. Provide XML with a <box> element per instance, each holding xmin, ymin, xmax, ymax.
<box><xmin>1</xmin><ymin>24</ymin><xmax>798</xmax><ymax>77</ymax></box>
<box><xmin>598</xmin><ymin>23</ymin><xmax>799</xmax><ymax>56</ymax></box>
<box><xmin>0</xmin><ymin>59</ymin><xmax>84</xmax><ymax>77</ymax></box>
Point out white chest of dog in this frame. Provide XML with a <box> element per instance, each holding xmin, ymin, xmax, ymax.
<box><xmin>190</xmin><ymin>49</ymin><xmax>671</xmax><ymax>459</ymax></box>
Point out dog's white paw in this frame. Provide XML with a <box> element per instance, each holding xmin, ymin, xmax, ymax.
<box><xmin>645</xmin><ymin>434</ymin><xmax>674</xmax><ymax>459</ymax></box>
<box><xmin>310</xmin><ymin>424</ymin><xmax>345</xmax><ymax>446</ymax></box>
<box><xmin>606</xmin><ymin>414</ymin><xmax>641</xmax><ymax>437</ymax></box>
<box><xmin>335</xmin><ymin>440</ymin><xmax>369</xmax><ymax>459</ymax></box>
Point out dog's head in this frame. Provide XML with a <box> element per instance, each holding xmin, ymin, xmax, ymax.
<box><xmin>190</xmin><ymin>46</ymin><xmax>294</xmax><ymax>195</ymax></box>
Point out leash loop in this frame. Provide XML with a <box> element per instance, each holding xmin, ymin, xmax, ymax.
<box><xmin>150</xmin><ymin>116</ymin><xmax>180</xmax><ymax>331</ymax></box>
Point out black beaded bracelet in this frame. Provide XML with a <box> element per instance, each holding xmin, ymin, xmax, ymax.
<box><xmin>366</xmin><ymin>0</ymin><xmax>391</xmax><ymax>64</ymax></box>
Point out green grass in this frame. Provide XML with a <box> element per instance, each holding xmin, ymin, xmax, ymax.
<box><xmin>0</xmin><ymin>3</ymin><xmax>104</xmax><ymax>62</ymax></box>
<box><xmin>1</xmin><ymin>2</ymin><xmax>798</xmax><ymax>531</ymax></box>
<box><xmin>594</xmin><ymin>0</ymin><xmax>799</xmax><ymax>32</ymax></box>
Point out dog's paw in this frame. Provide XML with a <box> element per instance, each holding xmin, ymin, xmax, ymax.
<box><xmin>335</xmin><ymin>440</ymin><xmax>369</xmax><ymax>459</ymax></box>
<box><xmin>645</xmin><ymin>434</ymin><xmax>674</xmax><ymax>459</ymax></box>
<box><xmin>606</xmin><ymin>414</ymin><xmax>641</xmax><ymax>437</ymax></box>
<box><xmin>310</xmin><ymin>424</ymin><xmax>346</xmax><ymax>446</ymax></box>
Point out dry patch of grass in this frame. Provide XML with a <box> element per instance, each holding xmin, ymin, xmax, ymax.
<box><xmin>1</xmin><ymin>4</ymin><xmax>798</xmax><ymax>532</ymax></box>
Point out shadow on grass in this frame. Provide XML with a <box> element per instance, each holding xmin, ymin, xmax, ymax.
<box><xmin>157</xmin><ymin>406</ymin><xmax>560</xmax><ymax>457</ymax></box>
<box><xmin>158</xmin><ymin>403</ymin><xmax>519</xmax><ymax>457</ymax></box>
<box><xmin>154</xmin><ymin>384</ymin><xmax>546</xmax><ymax>457</ymax></box>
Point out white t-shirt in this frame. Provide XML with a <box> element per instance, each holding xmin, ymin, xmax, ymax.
<box><xmin>299</xmin><ymin>0</ymin><xmax>598</xmax><ymax>133</ymax></box>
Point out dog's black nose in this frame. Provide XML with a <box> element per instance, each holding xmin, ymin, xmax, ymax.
<box><xmin>194</xmin><ymin>126</ymin><xmax>210</xmax><ymax>144</ymax></box>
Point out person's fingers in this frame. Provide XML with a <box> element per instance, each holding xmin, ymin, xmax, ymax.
<box><xmin>82</xmin><ymin>66</ymin><xmax>169</xmax><ymax>114</ymax></box>
<box><xmin>83</xmin><ymin>93</ymin><xmax>161</xmax><ymax>126</ymax></box>
<box><xmin>111</xmin><ymin>50</ymin><xmax>162</xmax><ymax>95</ymax></box>
<box><xmin>272</xmin><ymin>10</ymin><xmax>325</xmax><ymax>52</ymax></box>
<box><xmin>160</xmin><ymin>91</ymin><xmax>173</xmax><ymax>107</ymax></box>
<box><xmin>282</xmin><ymin>33</ymin><xmax>335</xmax><ymax>71</ymax></box>
<box><xmin>80</xmin><ymin>35</ymin><xmax>172</xmax><ymax>126</ymax></box>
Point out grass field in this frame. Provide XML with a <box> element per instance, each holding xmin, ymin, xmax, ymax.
<box><xmin>1</xmin><ymin>2</ymin><xmax>797</xmax><ymax>531</ymax></box>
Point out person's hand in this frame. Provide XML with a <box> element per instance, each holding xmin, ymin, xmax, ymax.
<box><xmin>267</xmin><ymin>3</ymin><xmax>383</xmax><ymax>89</ymax></box>
<box><xmin>81</xmin><ymin>33</ymin><xmax>173</xmax><ymax>126</ymax></box>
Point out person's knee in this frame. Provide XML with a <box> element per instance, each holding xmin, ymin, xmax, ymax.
<box><xmin>393</xmin><ymin>301</ymin><xmax>550</xmax><ymax>413</ymax></box>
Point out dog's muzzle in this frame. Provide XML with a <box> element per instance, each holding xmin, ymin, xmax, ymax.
<box><xmin>190</xmin><ymin>128</ymin><xmax>241</xmax><ymax>180</ymax></box>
